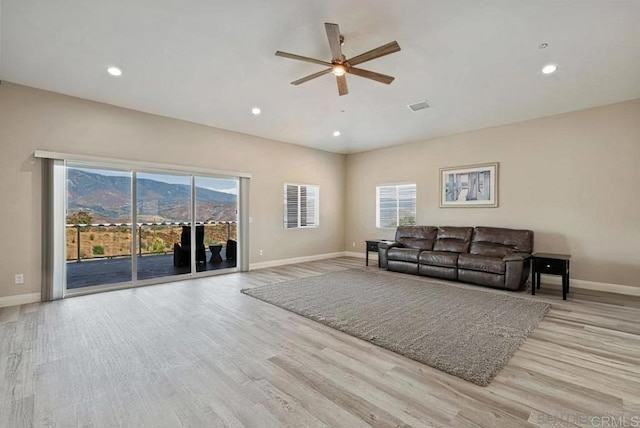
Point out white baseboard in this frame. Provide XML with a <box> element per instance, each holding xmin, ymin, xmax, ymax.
<box><xmin>250</xmin><ymin>252</ymin><xmax>348</xmax><ymax>270</ymax></box>
<box><xmin>0</xmin><ymin>292</ymin><xmax>41</xmax><ymax>308</ymax></box>
<box><xmin>345</xmin><ymin>251</ymin><xmax>379</xmax><ymax>259</ymax></box>
<box><xmin>541</xmin><ymin>276</ymin><xmax>640</xmax><ymax>297</ymax></box>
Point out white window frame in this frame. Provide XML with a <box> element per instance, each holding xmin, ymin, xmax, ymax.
<box><xmin>284</xmin><ymin>183</ymin><xmax>320</xmax><ymax>229</ymax></box>
<box><xmin>376</xmin><ymin>183</ymin><xmax>417</xmax><ymax>228</ymax></box>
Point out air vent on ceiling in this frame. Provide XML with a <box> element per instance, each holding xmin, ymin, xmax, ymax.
<box><xmin>408</xmin><ymin>100</ymin><xmax>430</xmax><ymax>112</ymax></box>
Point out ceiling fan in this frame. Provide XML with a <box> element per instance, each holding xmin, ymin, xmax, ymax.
<box><xmin>275</xmin><ymin>23</ymin><xmax>401</xmax><ymax>96</ymax></box>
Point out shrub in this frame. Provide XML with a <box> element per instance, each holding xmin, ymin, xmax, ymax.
<box><xmin>399</xmin><ymin>216</ymin><xmax>416</xmax><ymax>226</ymax></box>
<box><xmin>151</xmin><ymin>238</ymin><xmax>165</xmax><ymax>254</ymax></box>
<box><xmin>92</xmin><ymin>245</ymin><xmax>105</xmax><ymax>255</ymax></box>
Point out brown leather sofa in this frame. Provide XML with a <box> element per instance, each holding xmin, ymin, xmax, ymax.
<box><xmin>379</xmin><ymin>225</ymin><xmax>533</xmax><ymax>291</ymax></box>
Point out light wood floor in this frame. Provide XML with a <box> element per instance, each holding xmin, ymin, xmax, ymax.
<box><xmin>1</xmin><ymin>257</ymin><xmax>639</xmax><ymax>428</ymax></box>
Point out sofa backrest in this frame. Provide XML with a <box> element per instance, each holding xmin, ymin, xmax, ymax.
<box><xmin>433</xmin><ymin>227</ymin><xmax>474</xmax><ymax>253</ymax></box>
<box><xmin>469</xmin><ymin>227</ymin><xmax>533</xmax><ymax>258</ymax></box>
<box><xmin>395</xmin><ymin>226</ymin><xmax>438</xmax><ymax>250</ymax></box>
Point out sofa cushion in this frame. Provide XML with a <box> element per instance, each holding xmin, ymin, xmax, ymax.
<box><xmin>387</xmin><ymin>248</ymin><xmax>421</xmax><ymax>263</ymax></box>
<box><xmin>468</xmin><ymin>243</ymin><xmax>513</xmax><ymax>258</ymax></box>
<box><xmin>436</xmin><ymin>226</ymin><xmax>473</xmax><ymax>241</ymax></box>
<box><xmin>387</xmin><ymin>260</ymin><xmax>419</xmax><ymax>275</ymax></box>
<box><xmin>391</xmin><ymin>226</ymin><xmax>438</xmax><ymax>250</ymax></box>
<box><xmin>458</xmin><ymin>269</ymin><xmax>505</xmax><ymax>289</ymax></box>
<box><xmin>418</xmin><ymin>264</ymin><xmax>457</xmax><ymax>280</ymax></box>
<box><xmin>418</xmin><ymin>251</ymin><xmax>459</xmax><ymax>268</ymax></box>
<box><xmin>470</xmin><ymin>227</ymin><xmax>533</xmax><ymax>256</ymax></box>
<box><xmin>398</xmin><ymin>238</ymin><xmax>435</xmax><ymax>250</ymax></box>
<box><xmin>433</xmin><ymin>240</ymin><xmax>467</xmax><ymax>253</ymax></box>
<box><xmin>432</xmin><ymin>226</ymin><xmax>473</xmax><ymax>253</ymax></box>
<box><xmin>458</xmin><ymin>254</ymin><xmax>505</xmax><ymax>274</ymax></box>
<box><xmin>395</xmin><ymin>225</ymin><xmax>437</xmax><ymax>240</ymax></box>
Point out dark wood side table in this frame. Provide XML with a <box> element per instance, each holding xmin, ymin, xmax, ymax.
<box><xmin>531</xmin><ymin>252</ymin><xmax>571</xmax><ymax>300</ymax></box>
<box><xmin>365</xmin><ymin>240</ymin><xmax>381</xmax><ymax>267</ymax></box>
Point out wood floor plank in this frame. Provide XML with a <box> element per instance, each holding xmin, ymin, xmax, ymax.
<box><xmin>269</xmin><ymin>353</ymin><xmax>415</xmax><ymax>428</ymax></box>
<box><xmin>1</xmin><ymin>257</ymin><xmax>639</xmax><ymax>427</ymax></box>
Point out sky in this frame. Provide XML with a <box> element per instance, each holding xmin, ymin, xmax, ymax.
<box><xmin>71</xmin><ymin>167</ymin><xmax>238</xmax><ymax>195</ymax></box>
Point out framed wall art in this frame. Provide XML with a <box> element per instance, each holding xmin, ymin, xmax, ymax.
<box><xmin>440</xmin><ymin>162</ymin><xmax>498</xmax><ymax>208</ymax></box>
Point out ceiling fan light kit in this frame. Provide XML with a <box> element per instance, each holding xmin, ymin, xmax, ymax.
<box><xmin>332</xmin><ymin>64</ymin><xmax>346</xmax><ymax>76</ymax></box>
<box><xmin>275</xmin><ymin>22</ymin><xmax>401</xmax><ymax>96</ymax></box>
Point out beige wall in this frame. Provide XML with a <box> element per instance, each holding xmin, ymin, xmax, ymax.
<box><xmin>346</xmin><ymin>100</ymin><xmax>640</xmax><ymax>287</ymax></box>
<box><xmin>2</xmin><ymin>82</ymin><xmax>638</xmax><ymax>300</ymax></box>
<box><xmin>0</xmin><ymin>83</ymin><xmax>346</xmax><ymax>299</ymax></box>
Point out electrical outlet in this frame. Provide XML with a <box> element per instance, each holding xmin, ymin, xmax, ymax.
<box><xmin>259</xmin><ymin>249</ymin><xmax>263</xmax><ymax>256</ymax></box>
<box><xmin>15</xmin><ymin>274</ymin><xmax>24</xmax><ymax>285</ymax></box>
<box><xmin>352</xmin><ymin>241</ymin><xmax>356</xmax><ymax>247</ymax></box>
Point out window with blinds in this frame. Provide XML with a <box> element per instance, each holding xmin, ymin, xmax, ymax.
<box><xmin>376</xmin><ymin>184</ymin><xmax>416</xmax><ymax>228</ymax></box>
<box><xmin>284</xmin><ymin>184</ymin><xmax>319</xmax><ymax>229</ymax></box>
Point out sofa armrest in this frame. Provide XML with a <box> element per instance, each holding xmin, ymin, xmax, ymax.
<box><xmin>379</xmin><ymin>242</ymin><xmax>403</xmax><ymax>250</ymax></box>
<box><xmin>503</xmin><ymin>253</ymin><xmax>532</xmax><ymax>290</ymax></box>
<box><xmin>502</xmin><ymin>252</ymin><xmax>531</xmax><ymax>262</ymax></box>
<box><xmin>378</xmin><ymin>242</ymin><xmax>402</xmax><ymax>269</ymax></box>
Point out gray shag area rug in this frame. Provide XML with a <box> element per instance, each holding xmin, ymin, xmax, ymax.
<box><xmin>241</xmin><ymin>269</ymin><xmax>550</xmax><ymax>386</ymax></box>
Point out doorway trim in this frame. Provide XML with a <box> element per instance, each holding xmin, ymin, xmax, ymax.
<box><xmin>35</xmin><ymin>150</ymin><xmax>251</xmax><ymax>179</ymax></box>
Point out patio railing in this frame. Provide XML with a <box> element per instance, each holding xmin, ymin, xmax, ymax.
<box><xmin>65</xmin><ymin>221</ymin><xmax>237</xmax><ymax>262</ymax></box>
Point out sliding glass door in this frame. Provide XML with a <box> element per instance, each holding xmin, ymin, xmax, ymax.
<box><xmin>61</xmin><ymin>163</ymin><xmax>241</xmax><ymax>294</ymax></box>
<box><xmin>136</xmin><ymin>172</ymin><xmax>192</xmax><ymax>281</ymax></box>
<box><xmin>195</xmin><ymin>176</ymin><xmax>239</xmax><ymax>272</ymax></box>
<box><xmin>65</xmin><ymin>165</ymin><xmax>133</xmax><ymax>289</ymax></box>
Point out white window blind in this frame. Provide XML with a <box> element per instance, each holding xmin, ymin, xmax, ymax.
<box><xmin>376</xmin><ymin>184</ymin><xmax>416</xmax><ymax>228</ymax></box>
<box><xmin>284</xmin><ymin>184</ymin><xmax>319</xmax><ymax>229</ymax></box>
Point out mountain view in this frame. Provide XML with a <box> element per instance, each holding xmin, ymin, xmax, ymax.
<box><xmin>66</xmin><ymin>169</ymin><xmax>237</xmax><ymax>224</ymax></box>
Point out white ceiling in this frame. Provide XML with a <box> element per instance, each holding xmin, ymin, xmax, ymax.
<box><xmin>1</xmin><ymin>1</ymin><xmax>639</xmax><ymax>154</ymax></box>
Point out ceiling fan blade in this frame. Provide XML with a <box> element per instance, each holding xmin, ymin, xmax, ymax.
<box><xmin>347</xmin><ymin>67</ymin><xmax>395</xmax><ymax>85</ymax></box>
<box><xmin>337</xmin><ymin>74</ymin><xmax>348</xmax><ymax>96</ymax></box>
<box><xmin>325</xmin><ymin>23</ymin><xmax>343</xmax><ymax>62</ymax></box>
<box><xmin>291</xmin><ymin>68</ymin><xmax>332</xmax><ymax>85</ymax></box>
<box><xmin>346</xmin><ymin>41</ymin><xmax>401</xmax><ymax>66</ymax></box>
<box><xmin>275</xmin><ymin>51</ymin><xmax>332</xmax><ymax>67</ymax></box>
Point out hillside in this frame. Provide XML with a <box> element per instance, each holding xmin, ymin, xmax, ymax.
<box><xmin>67</xmin><ymin>169</ymin><xmax>237</xmax><ymax>223</ymax></box>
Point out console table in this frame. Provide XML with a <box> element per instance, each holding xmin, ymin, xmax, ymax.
<box><xmin>531</xmin><ymin>252</ymin><xmax>571</xmax><ymax>300</ymax></box>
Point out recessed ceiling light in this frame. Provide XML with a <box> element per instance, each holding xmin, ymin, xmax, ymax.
<box><xmin>107</xmin><ymin>66</ymin><xmax>122</xmax><ymax>76</ymax></box>
<box><xmin>251</xmin><ymin>107</ymin><xmax>261</xmax><ymax>115</ymax></box>
<box><xmin>542</xmin><ymin>64</ymin><xmax>558</xmax><ymax>75</ymax></box>
<box><xmin>333</xmin><ymin>130</ymin><xmax>341</xmax><ymax>137</ymax></box>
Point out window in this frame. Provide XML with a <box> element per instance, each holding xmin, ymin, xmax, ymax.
<box><xmin>376</xmin><ymin>184</ymin><xmax>416</xmax><ymax>228</ymax></box>
<box><xmin>284</xmin><ymin>184</ymin><xmax>319</xmax><ymax>229</ymax></box>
